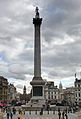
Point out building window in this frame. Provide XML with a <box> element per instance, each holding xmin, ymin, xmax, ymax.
<box><xmin>48</xmin><ymin>95</ymin><xmax>50</xmax><ymax>99</ymax></box>
<box><xmin>76</xmin><ymin>94</ymin><xmax>77</xmax><ymax>97</ymax></box>
<box><xmin>51</xmin><ymin>95</ymin><xmax>53</xmax><ymax>99</ymax></box>
<box><xmin>48</xmin><ymin>91</ymin><xmax>50</xmax><ymax>95</ymax></box>
<box><xmin>78</xmin><ymin>89</ymin><xmax>80</xmax><ymax>91</ymax></box>
<box><xmin>78</xmin><ymin>84</ymin><xmax>80</xmax><ymax>87</ymax></box>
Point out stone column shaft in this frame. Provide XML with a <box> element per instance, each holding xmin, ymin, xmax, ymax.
<box><xmin>34</xmin><ymin>24</ymin><xmax>41</xmax><ymax>77</ymax></box>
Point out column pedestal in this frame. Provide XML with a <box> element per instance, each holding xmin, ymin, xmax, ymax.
<box><xmin>30</xmin><ymin>77</ymin><xmax>45</xmax><ymax>104</ymax></box>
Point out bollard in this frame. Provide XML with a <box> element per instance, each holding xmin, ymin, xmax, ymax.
<box><xmin>53</xmin><ymin>110</ymin><xmax>55</xmax><ymax>114</ymax></box>
<box><xmin>48</xmin><ymin>110</ymin><xmax>49</xmax><ymax>114</ymax></box>
<box><xmin>29</xmin><ymin>110</ymin><xmax>31</xmax><ymax>115</ymax></box>
<box><xmin>35</xmin><ymin>110</ymin><xmax>37</xmax><ymax>115</ymax></box>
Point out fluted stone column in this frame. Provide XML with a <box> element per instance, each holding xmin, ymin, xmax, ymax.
<box><xmin>33</xmin><ymin>8</ymin><xmax>42</xmax><ymax>78</ymax></box>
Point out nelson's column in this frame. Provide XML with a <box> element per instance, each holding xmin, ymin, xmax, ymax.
<box><xmin>30</xmin><ymin>7</ymin><xmax>45</xmax><ymax>104</ymax></box>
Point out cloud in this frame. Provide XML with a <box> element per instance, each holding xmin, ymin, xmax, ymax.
<box><xmin>0</xmin><ymin>0</ymin><xmax>81</xmax><ymax>93</ymax></box>
<box><xmin>16</xmin><ymin>84</ymin><xmax>23</xmax><ymax>89</ymax></box>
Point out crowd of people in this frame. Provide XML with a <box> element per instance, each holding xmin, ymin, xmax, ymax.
<box><xmin>0</xmin><ymin>107</ymin><xmax>25</xmax><ymax>119</ymax></box>
<box><xmin>6</xmin><ymin>107</ymin><xmax>25</xmax><ymax>119</ymax></box>
<box><xmin>0</xmin><ymin>106</ymin><xmax>77</xmax><ymax>119</ymax></box>
<box><xmin>58</xmin><ymin>110</ymin><xmax>68</xmax><ymax>119</ymax></box>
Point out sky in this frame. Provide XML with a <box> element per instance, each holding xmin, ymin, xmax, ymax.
<box><xmin>0</xmin><ymin>0</ymin><xmax>81</xmax><ymax>93</ymax></box>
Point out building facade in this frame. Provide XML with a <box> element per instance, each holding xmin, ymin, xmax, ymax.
<box><xmin>74</xmin><ymin>78</ymin><xmax>81</xmax><ymax>105</ymax></box>
<box><xmin>44</xmin><ymin>81</ymin><xmax>76</xmax><ymax>106</ymax></box>
<box><xmin>63</xmin><ymin>87</ymin><xmax>75</xmax><ymax>106</ymax></box>
<box><xmin>44</xmin><ymin>81</ymin><xmax>59</xmax><ymax>103</ymax></box>
<box><xmin>0</xmin><ymin>76</ymin><xmax>8</xmax><ymax>103</ymax></box>
<box><xmin>8</xmin><ymin>83</ymin><xmax>17</xmax><ymax>103</ymax></box>
<box><xmin>20</xmin><ymin>85</ymin><xmax>32</xmax><ymax>103</ymax></box>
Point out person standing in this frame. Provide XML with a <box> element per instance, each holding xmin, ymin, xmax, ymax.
<box><xmin>23</xmin><ymin>109</ymin><xmax>25</xmax><ymax>115</ymax></box>
<box><xmin>10</xmin><ymin>112</ymin><xmax>13</xmax><ymax>119</ymax></box>
<box><xmin>58</xmin><ymin>111</ymin><xmax>61</xmax><ymax>119</ymax></box>
<box><xmin>62</xmin><ymin>111</ymin><xmax>65</xmax><ymax>119</ymax></box>
<box><xmin>7</xmin><ymin>107</ymin><xmax>11</xmax><ymax>119</ymax></box>
<box><xmin>17</xmin><ymin>113</ymin><xmax>21</xmax><ymax>119</ymax></box>
<box><xmin>7</xmin><ymin>112</ymin><xmax>9</xmax><ymax>119</ymax></box>
<box><xmin>19</xmin><ymin>109</ymin><xmax>21</xmax><ymax>114</ymax></box>
<box><xmin>65</xmin><ymin>113</ymin><xmax>68</xmax><ymax>119</ymax></box>
<box><xmin>21</xmin><ymin>109</ymin><xmax>22</xmax><ymax>115</ymax></box>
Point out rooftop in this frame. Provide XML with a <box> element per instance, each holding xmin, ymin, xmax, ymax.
<box><xmin>75</xmin><ymin>78</ymin><xmax>81</xmax><ymax>83</ymax></box>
